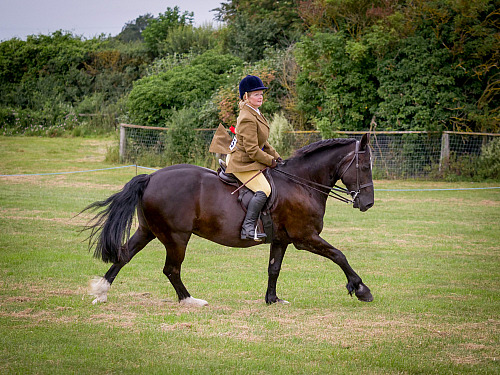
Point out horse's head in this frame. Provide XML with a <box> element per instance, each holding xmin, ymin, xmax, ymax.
<box><xmin>338</xmin><ymin>133</ymin><xmax>374</xmax><ymax>212</ymax></box>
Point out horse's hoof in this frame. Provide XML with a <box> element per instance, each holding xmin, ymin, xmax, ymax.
<box><xmin>92</xmin><ymin>296</ymin><xmax>107</xmax><ymax>304</ymax></box>
<box><xmin>266</xmin><ymin>297</ymin><xmax>289</xmax><ymax>305</ymax></box>
<box><xmin>89</xmin><ymin>277</ymin><xmax>110</xmax><ymax>304</ymax></box>
<box><xmin>180</xmin><ymin>296</ymin><xmax>208</xmax><ymax>307</ymax></box>
<box><xmin>355</xmin><ymin>284</ymin><xmax>373</xmax><ymax>302</ymax></box>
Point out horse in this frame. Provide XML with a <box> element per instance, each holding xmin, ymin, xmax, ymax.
<box><xmin>82</xmin><ymin>133</ymin><xmax>375</xmax><ymax>306</ymax></box>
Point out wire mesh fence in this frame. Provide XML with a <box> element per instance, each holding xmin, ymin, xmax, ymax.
<box><xmin>119</xmin><ymin>124</ymin><xmax>499</xmax><ymax>179</ymax></box>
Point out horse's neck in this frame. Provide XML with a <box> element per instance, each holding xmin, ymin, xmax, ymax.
<box><xmin>284</xmin><ymin>146</ymin><xmax>349</xmax><ymax>187</ymax></box>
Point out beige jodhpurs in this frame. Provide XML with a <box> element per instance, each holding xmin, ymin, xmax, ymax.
<box><xmin>226</xmin><ymin>154</ymin><xmax>271</xmax><ymax>197</ymax></box>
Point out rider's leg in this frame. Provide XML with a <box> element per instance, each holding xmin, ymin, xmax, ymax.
<box><xmin>233</xmin><ymin>171</ymin><xmax>271</xmax><ymax>240</ymax></box>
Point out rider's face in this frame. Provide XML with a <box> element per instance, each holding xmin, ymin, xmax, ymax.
<box><xmin>247</xmin><ymin>90</ymin><xmax>264</xmax><ymax>109</ymax></box>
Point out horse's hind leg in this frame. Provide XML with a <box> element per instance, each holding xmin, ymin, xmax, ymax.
<box><xmin>160</xmin><ymin>232</ymin><xmax>208</xmax><ymax>307</ymax></box>
<box><xmin>90</xmin><ymin>226</ymin><xmax>155</xmax><ymax>304</ymax></box>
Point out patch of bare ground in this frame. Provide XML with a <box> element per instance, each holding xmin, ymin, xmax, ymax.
<box><xmin>0</xmin><ymin>304</ymin><xmax>137</xmax><ymax>328</ymax></box>
<box><xmin>447</xmin><ymin>340</ymin><xmax>498</xmax><ymax>366</ymax></box>
<box><xmin>75</xmin><ymin>140</ymin><xmax>114</xmax><ymax>163</ymax></box>
<box><xmin>0</xmin><ymin>207</ymin><xmax>102</xmax><ymax>226</ymax></box>
<box><xmin>89</xmin><ymin>311</ymin><xmax>138</xmax><ymax>329</ymax></box>
<box><xmin>443</xmin><ymin>320</ymin><xmax>500</xmax><ymax>365</ymax></box>
<box><xmin>0</xmin><ymin>176</ymin><xmax>43</xmax><ymax>184</ymax></box>
<box><xmin>160</xmin><ymin>322</ymin><xmax>193</xmax><ymax>331</ymax></box>
<box><xmin>265</xmin><ymin>310</ymin><xmax>410</xmax><ymax>346</ymax></box>
<box><xmin>1</xmin><ymin>175</ymin><xmax>125</xmax><ymax>190</ymax></box>
<box><xmin>45</xmin><ymin>178</ymin><xmax>124</xmax><ymax>191</ymax></box>
<box><xmin>0</xmin><ymin>306</ymin><xmax>77</xmax><ymax>325</ymax></box>
<box><xmin>5</xmin><ymin>296</ymin><xmax>39</xmax><ymax>303</ymax></box>
<box><xmin>4</xmin><ymin>283</ymin><xmax>85</xmax><ymax>297</ymax></box>
<box><xmin>1</xmin><ymin>213</ymin><xmax>85</xmax><ymax>227</ymax></box>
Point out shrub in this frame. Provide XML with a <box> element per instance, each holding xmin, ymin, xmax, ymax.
<box><xmin>158</xmin><ymin>24</ymin><xmax>219</xmax><ymax>55</ymax></box>
<box><xmin>164</xmin><ymin>107</ymin><xmax>210</xmax><ymax>166</ymax></box>
<box><xmin>478</xmin><ymin>137</ymin><xmax>500</xmax><ymax>180</ymax></box>
<box><xmin>0</xmin><ymin>106</ymin><xmax>80</xmax><ymax>136</ymax></box>
<box><xmin>441</xmin><ymin>153</ymin><xmax>480</xmax><ymax>181</ymax></box>
<box><xmin>127</xmin><ymin>50</ymin><xmax>243</xmax><ymax>126</ymax></box>
<box><xmin>428</xmin><ymin>138</ymin><xmax>500</xmax><ymax>181</ymax></box>
<box><xmin>269</xmin><ymin>112</ymin><xmax>295</xmax><ymax>158</ymax></box>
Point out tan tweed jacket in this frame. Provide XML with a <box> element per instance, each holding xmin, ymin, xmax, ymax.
<box><xmin>225</xmin><ymin>105</ymin><xmax>280</xmax><ymax>173</ymax></box>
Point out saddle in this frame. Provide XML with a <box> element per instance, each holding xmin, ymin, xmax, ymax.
<box><xmin>217</xmin><ymin>160</ymin><xmax>276</xmax><ymax>243</ymax></box>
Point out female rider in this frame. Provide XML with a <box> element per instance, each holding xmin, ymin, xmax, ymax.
<box><xmin>225</xmin><ymin>75</ymin><xmax>281</xmax><ymax>241</ymax></box>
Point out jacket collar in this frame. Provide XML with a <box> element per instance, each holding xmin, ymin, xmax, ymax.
<box><xmin>242</xmin><ymin>104</ymin><xmax>269</xmax><ymax>128</ymax></box>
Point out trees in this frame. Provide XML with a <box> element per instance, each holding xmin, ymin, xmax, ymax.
<box><xmin>117</xmin><ymin>14</ymin><xmax>154</xmax><ymax>42</ymax></box>
<box><xmin>0</xmin><ymin>31</ymin><xmax>152</xmax><ymax>135</ymax></box>
<box><xmin>0</xmin><ymin>1</ymin><xmax>497</xmax><ymax>136</ymax></box>
<box><xmin>215</xmin><ymin>0</ymin><xmax>303</xmax><ymax>61</ymax></box>
<box><xmin>142</xmin><ymin>6</ymin><xmax>194</xmax><ymax>57</ymax></box>
<box><xmin>294</xmin><ymin>31</ymin><xmax>379</xmax><ymax>135</ymax></box>
<box><xmin>294</xmin><ymin>0</ymin><xmax>499</xmax><ymax>133</ymax></box>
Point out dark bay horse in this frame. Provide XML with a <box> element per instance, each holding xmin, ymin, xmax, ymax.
<box><xmin>83</xmin><ymin>134</ymin><xmax>374</xmax><ymax>306</ymax></box>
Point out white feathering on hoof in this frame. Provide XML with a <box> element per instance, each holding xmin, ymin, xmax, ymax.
<box><xmin>180</xmin><ymin>296</ymin><xmax>208</xmax><ymax>307</ymax></box>
<box><xmin>89</xmin><ymin>277</ymin><xmax>111</xmax><ymax>304</ymax></box>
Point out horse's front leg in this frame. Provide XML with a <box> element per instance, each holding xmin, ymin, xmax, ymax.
<box><xmin>265</xmin><ymin>242</ymin><xmax>289</xmax><ymax>304</ymax></box>
<box><xmin>294</xmin><ymin>234</ymin><xmax>373</xmax><ymax>302</ymax></box>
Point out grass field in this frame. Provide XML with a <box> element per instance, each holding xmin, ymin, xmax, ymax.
<box><xmin>0</xmin><ymin>136</ymin><xmax>499</xmax><ymax>374</ymax></box>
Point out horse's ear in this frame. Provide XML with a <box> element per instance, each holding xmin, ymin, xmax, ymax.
<box><xmin>360</xmin><ymin>133</ymin><xmax>370</xmax><ymax>150</ymax></box>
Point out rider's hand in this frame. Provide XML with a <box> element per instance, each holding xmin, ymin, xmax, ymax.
<box><xmin>270</xmin><ymin>159</ymin><xmax>278</xmax><ymax>168</ymax></box>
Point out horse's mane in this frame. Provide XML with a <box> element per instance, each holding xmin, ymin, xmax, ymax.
<box><xmin>290</xmin><ymin>138</ymin><xmax>356</xmax><ymax>160</ymax></box>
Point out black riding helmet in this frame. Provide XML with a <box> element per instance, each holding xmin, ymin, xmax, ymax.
<box><xmin>239</xmin><ymin>75</ymin><xmax>268</xmax><ymax>100</ymax></box>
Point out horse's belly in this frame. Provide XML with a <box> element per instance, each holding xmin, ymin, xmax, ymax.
<box><xmin>143</xmin><ymin>167</ymin><xmax>251</xmax><ymax>247</ymax></box>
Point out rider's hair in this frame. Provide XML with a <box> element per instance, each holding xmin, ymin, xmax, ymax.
<box><xmin>238</xmin><ymin>92</ymin><xmax>249</xmax><ymax>110</ymax></box>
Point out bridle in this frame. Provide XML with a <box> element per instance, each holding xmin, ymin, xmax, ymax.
<box><xmin>274</xmin><ymin>141</ymin><xmax>373</xmax><ymax>204</ymax></box>
<box><xmin>335</xmin><ymin>140</ymin><xmax>374</xmax><ymax>202</ymax></box>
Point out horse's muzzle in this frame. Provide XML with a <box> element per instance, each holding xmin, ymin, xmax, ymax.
<box><xmin>354</xmin><ymin>196</ymin><xmax>374</xmax><ymax>212</ymax></box>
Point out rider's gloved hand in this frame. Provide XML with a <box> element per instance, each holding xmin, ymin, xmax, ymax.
<box><xmin>270</xmin><ymin>159</ymin><xmax>278</xmax><ymax>168</ymax></box>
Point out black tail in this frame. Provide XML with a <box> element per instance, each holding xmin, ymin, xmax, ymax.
<box><xmin>80</xmin><ymin>174</ymin><xmax>151</xmax><ymax>263</ymax></box>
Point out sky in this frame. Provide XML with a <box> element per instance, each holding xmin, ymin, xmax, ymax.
<box><xmin>0</xmin><ymin>0</ymin><xmax>225</xmax><ymax>41</ymax></box>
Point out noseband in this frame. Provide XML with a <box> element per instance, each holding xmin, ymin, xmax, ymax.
<box><xmin>275</xmin><ymin>141</ymin><xmax>373</xmax><ymax>204</ymax></box>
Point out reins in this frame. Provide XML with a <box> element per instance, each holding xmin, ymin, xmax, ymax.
<box><xmin>274</xmin><ymin>168</ymin><xmax>354</xmax><ymax>203</ymax></box>
<box><xmin>274</xmin><ymin>141</ymin><xmax>373</xmax><ymax>204</ymax></box>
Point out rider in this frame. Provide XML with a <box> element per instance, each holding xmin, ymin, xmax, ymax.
<box><xmin>225</xmin><ymin>75</ymin><xmax>282</xmax><ymax>241</ymax></box>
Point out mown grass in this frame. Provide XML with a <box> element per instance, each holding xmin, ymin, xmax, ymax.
<box><xmin>0</xmin><ymin>136</ymin><xmax>499</xmax><ymax>374</ymax></box>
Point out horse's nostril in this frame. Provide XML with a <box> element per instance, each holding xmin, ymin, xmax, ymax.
<box><xmin>365</xmin><ymin>202</ymin><xmax>374</xmax><ymax>210</ymax></box>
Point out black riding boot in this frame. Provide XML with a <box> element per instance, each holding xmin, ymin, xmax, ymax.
<box><xmin>241</xmin><ymin>191</ymin><xmax>268</xmax><ymax>241</ymax></box>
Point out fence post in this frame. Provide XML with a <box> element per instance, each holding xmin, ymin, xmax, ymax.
<box><xmin>119</xmin><ymin>124</ymin><xmax>126</xmax><ymax>163</ymax></box>
<box><xmin>439</xmin><ymin>132</ymin><xmax>450</xmax><ymax>172</ymax></box>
